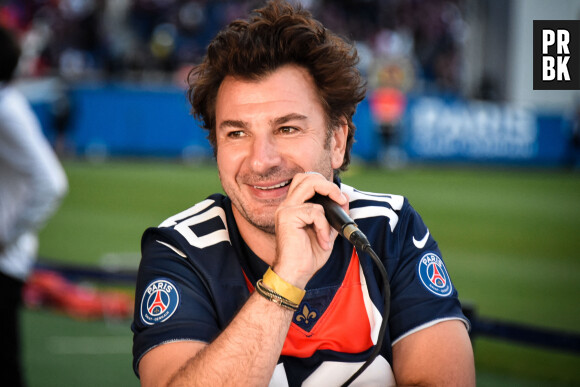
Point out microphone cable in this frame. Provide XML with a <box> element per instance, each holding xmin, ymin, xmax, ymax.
<box><xmin>308</xmin><ymin>194</ymin><xmax>391</xmax><ymax>386</ymax></box>
<box><xmin>341</xmin><ymin>242</ymin><xmax>390</xmax><ymax>386</ymax></box>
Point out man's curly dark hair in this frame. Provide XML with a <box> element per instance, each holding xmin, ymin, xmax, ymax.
<box><xmin>187</xmin><ymin>0</ymin><xmax>366</xmax><ymax>172</ymax></box>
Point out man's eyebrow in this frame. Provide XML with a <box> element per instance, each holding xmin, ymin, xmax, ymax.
<box><xmin>218</xmin><ymin>119</ymin><xmax>248</xmax><ymax>130</ymax></box>
<box><xmin>271</xmin><ymin>113</ymin><xmax>308</xmax><ymax>126</ymax></box>
<box><xmin>218</xmin><ymin>113</ymin><xmax>308</xmax><ymax>130</ymax></box>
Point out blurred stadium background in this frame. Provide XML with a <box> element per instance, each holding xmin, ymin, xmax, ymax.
<box><xmin>1</xmin><ymin>0</ymin><xmax>579</xmax><ymax>386</ymax></box>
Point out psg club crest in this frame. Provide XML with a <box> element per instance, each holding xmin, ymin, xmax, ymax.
<box><xmin>417</xmin><ymin>253</ymin><xmax>453</xmax><ymax>297</ymax></box>
<box><xmin>140</xmin><ymin>279</ymin><xmax>180</xmax><ymax>325</ymax></box>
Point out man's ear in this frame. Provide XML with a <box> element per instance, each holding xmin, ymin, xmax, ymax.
<box><xmin>331</xmin><ymin>120</ymin><xmax>348</xmax><ymax>170</ymax></box>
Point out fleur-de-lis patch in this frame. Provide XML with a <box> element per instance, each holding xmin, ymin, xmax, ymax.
<box><xmin>295</xmin><ymin>304</ymin><xmax>318</xmax><ymax>325</ymax></box>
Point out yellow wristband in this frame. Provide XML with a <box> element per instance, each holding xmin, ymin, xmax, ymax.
<box><xmin>262</xmin><ymin>267</ymin><xmax>306</xmax><ymax>306</ymax></box>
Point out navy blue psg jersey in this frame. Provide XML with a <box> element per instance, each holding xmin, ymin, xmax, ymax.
<box><xmin>132</xmin><ymin>183</ymin><xmax>469</xmax><ymax>386</ymax></box>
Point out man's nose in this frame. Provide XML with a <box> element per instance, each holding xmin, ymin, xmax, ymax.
<box><xmin>249</xmin><ymin>134</ymin><xmax>282</xmax><ymax>173</ymax></box>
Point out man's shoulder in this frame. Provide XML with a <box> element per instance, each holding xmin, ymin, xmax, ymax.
<box><xmin>140</xmin><ymin>193</ymin><xmax>246</xmax><ymax>283</ymax></box>
<box><xmin>342</xmin><ymin>183</ymin><xmax>406</xmax><ymax>209</ymax></box>
<box><xmin>158</xmin><ymin>193</ymin><xmax>228</xmax><ymax>227</ymax></box>
<box><xmin>341</xmin><ymin>183</ymin><xmax>409</xmax><ymax>229</ymax></box>
<box><xmin>145</xmin><ymin>193</ymin><xmax>233</xmax><ymax>251</ymax></box>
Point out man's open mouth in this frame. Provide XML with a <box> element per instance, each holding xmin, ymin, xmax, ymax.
<box><xmin>253</xmin><ymin>179</ymin><xmax>292</xmax><ymax>190</ymax></box>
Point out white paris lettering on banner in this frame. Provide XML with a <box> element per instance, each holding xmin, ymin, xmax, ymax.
<box><xmin>409</xmin><ymin>97</ymin><xmax>537</xmax><ymax>159</ymax></box>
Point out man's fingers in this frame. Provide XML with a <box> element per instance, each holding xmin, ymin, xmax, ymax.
<box><xmin>276</xmin><ymin>202</ymin><xmax>334</xmax><ymax>251</ymax></box>
<box><xmin>285</xmin><ymin>172</ymin><xmax>346</xmax><ymax>207</ymax></box>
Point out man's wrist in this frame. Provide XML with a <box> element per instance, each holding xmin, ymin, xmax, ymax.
<box><xmin>262</xmin><ymin>267</ymin><xmax>306</xmax><ymax>305</ymax></box>
<box><xmin>255</xmin><ymin>279</ymin><xmax>300</xmax><ymax>311</ymax></box>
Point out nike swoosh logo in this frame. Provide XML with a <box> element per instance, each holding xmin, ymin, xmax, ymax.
<box><xmin>412</xmin><ymin>230</ymin><xmax>430</xmax><ymax>249</ymax></box>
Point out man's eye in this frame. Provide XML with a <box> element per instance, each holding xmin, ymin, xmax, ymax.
<box><xmin>227</xmin><ymin>130</ymin><xmax>245</xmax><ymax>138</ymax></box>
<box><xmin>279</xmin><ymin>126</ymin><xmax>298</xmax><ymax>134</ymax></box>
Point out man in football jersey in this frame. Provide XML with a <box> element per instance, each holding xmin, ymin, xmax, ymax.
<box><xmin>132</xmin><ymin>1</ymin><xmax>475</xmax><ymax>386</ymax></box>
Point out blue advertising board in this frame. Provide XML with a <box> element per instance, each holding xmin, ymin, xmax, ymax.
<box><xmin>401</xmin><ymin>95</ymin><xmax>574</xmax><ymax>165</ymax></box>
<box><xmin>30</xmin><ymin>84</ymin><xmax>575</xmax><ymax>166</ymax></box>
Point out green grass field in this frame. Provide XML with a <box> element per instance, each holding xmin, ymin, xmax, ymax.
<box><xmin>24</xmin><ymin>159</ymin><xmax>580</xmax><ymax>386</ymax></box>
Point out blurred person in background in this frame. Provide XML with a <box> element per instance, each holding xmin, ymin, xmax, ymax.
<box><xmin>132</xmin><ymin>1</ymin><xmax>474</xmax><ymax>386</ymax></box>
<box><xmin>0</xmin><ymin>25</ymin><xmax>68</xmax><ymax>387</ymax></box>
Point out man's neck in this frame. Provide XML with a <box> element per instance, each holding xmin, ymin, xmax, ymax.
<box><xmin>231</xmin><ymin>206</ymin><xmax>278</xmax><ymax>267</ymax></box>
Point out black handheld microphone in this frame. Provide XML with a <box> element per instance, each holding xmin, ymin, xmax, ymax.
<box><xmin>308</xmin><ymin>193</ymin><xmax>371</xmax><ymax>252</ymax></box>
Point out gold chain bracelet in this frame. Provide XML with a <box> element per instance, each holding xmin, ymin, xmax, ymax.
<box><xmin>255</xmin><ymin>279</ymin><xmax>299</xmax><ymax>311</ymax></box>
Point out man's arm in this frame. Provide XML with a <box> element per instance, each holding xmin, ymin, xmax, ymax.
<box><xmin>392</xmin><ymin>320</ymin><xmax>475</xmax><ymax>386</ymax></box>
<box><xmin>138</xmin><ymin>173</ymin><xmax>344</xmax><ymax>386</ymax></box>
<box><xmin>140</xmin><ymin>291</ymin><xmax>294</xmax><ymax>387</ymax></box>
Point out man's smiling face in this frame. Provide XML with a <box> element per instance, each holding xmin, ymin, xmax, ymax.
<box><xmin>214</xmin><ymin>64</ymin><xmax>346</xmax><ymax>235</ymax></box>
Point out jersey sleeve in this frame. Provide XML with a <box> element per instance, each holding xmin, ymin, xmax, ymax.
<box><xmin>341</xmin><ymin>184</ymin><xmax>468</xmax><ymax>349</ymax></box>
<box><xmin>131</xmin><ymin>227</ymin><xmax>222</xmax><ymax>376</ymax></box>
<box><xmin>131</xmin><ymin>196</ymin><xmax>251</xmax><ymax>378</ymax></box>
<box><xmin>387</xmin><ymin>199</ymin><xmax>469</xmax><ymax>344</ymax></box>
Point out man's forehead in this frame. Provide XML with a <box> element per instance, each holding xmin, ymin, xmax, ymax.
<box><xmin>217</xmin><ymin>65</ymin><xmax>317</xmax><ymax>100</ymax></box>
<box><xmin>215</xmin><ymin>66</ymin><xmax>324</xmax><ymax>127</ymax></box>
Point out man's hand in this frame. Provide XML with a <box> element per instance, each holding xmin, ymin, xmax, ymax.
<box><xmin>271</xmin><ymin>172</ymin><xmax>348</xmax><ymax>289</ymax></box>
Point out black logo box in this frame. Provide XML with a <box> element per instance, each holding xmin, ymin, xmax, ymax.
<box><xmin>533</xmin><ymin>20</ymin><xmax>580</xmax><ymax>90</ymax></box>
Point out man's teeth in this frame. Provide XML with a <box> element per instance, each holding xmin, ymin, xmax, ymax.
<box><xmin>254</xmin><ymin>180</ymin><xmax>291</xmax><ymax>190</ymax></box>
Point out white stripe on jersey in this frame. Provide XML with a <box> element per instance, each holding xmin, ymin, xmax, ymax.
<box><xmin>269</xmin><ymin>357</ymin><xmax>396</xmax><ymax>387</ymax></box>
<box><xmin>159</xmin><ymin>199</ymin><xmax>215</xmax><ymax>228</ymax></box>
<box><xmin>341</xmin><ymin>184</ymin><xmax>404</xmax><ymax>232</ymax></box>
<box><xmin>159</xmin><ymin>199</ymin><xmax>232</xmax><ymax>249</ymax></box>
<box><xmin>155</xmin><ymin>240</ymin><xmax>187</xmax><ymax>258</ymax></box>
<box><xmin>360</xmin><ymin>264</ymin><xmax>383</xmax><ymax>344</ymax></box>
<box><xmin>302</xmin><ymin>358</ymin><xmax>395</xmax><ymax>387</ymax></box>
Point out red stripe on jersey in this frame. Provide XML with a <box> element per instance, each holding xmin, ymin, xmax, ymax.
<box><xmin>281</xmin><ymin>249</ymin><xmax>374</xmax><ymax>358</ymax></box>
<box><xmin>242</xmin><ymin>270</ymin><xmax>254</xmax><ymax>292</ymax></box>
